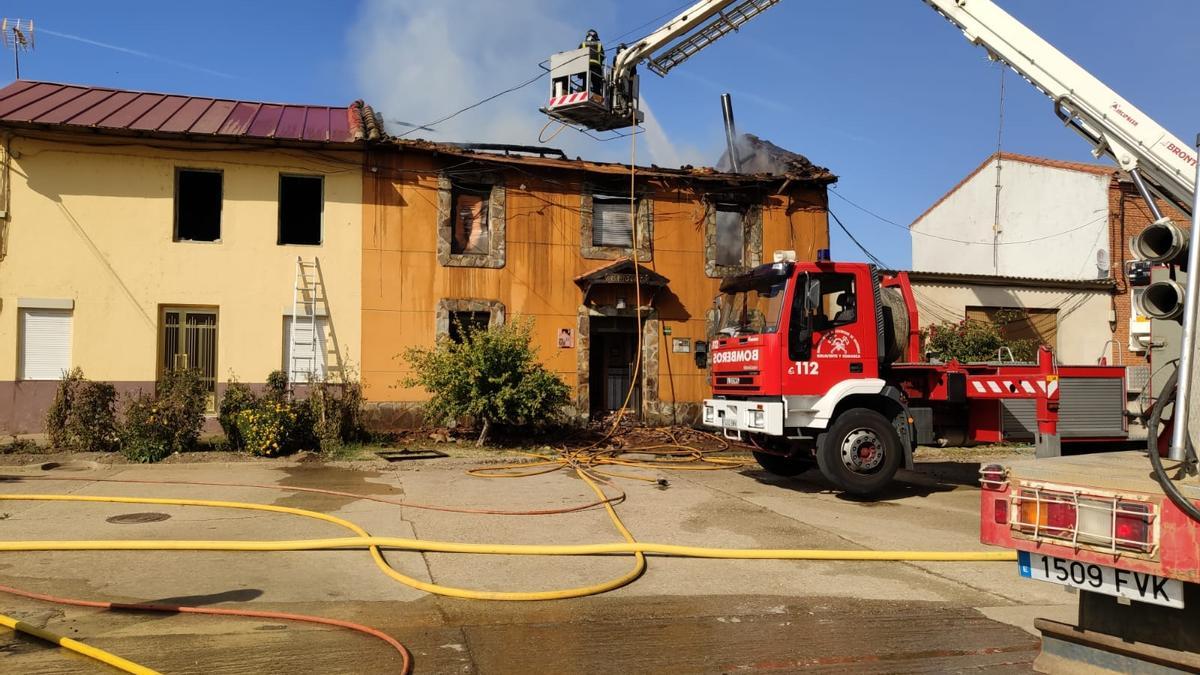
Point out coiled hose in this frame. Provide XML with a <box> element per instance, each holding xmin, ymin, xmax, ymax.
<box><xmin>1144</xmin><ymin>366</ymin><xmax>1200</xmax><ymax>523</ymax></box>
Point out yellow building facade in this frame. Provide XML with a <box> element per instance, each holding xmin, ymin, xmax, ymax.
<box><xmin>0</xmin><ymin>82</ymin><xmax>369</xmax><ymax>433</ymax></box>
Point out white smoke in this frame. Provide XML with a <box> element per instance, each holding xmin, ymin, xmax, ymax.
<box><xmin>349</xmin><ymin>0</ymin><xmax>705</xmax><ymax>168</ymax></box>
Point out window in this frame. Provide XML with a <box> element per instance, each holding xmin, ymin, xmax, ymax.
<box><xmin>451</xmin><ymin>183</ymin><xmax>492</xmax><ymax>255</ymax></box>
<box><xmin>448</xmin><ymin>311</ymin><xmax>491</xmax><ymax>343</ymax></box>
<box><xmin>812</xmin><ymin>274</ymin><xmax>857</xmax><ymax>330</ymax></box>
<box><xmin>19</xmin><ymin>308</ymin><xmax>71</xmax><ymax>380</ymax></box>
<box><xmin>965</xmin><ymin>306</ymin><xmax>1058</xmax><ymax>347</ymax></box>
<box><xmin>714</xmin><ymin>204</ymin><xmax>745</xmax><ymax>266</ymax></box>
<box><xmin>278</xmin><ymin>175</ymin><xmax>323</xmax><ymax>245</ymax></box>
<box><xmin>283</xmin><ymin>315</ymin><xmax>328</xmax><ymax>383</ymax></box>
<box><xmin>436</xmin><ymin>299</ymin><xmax>505</xmax><ymax>342</ymax></box>
<box><xmin>437</xmin><ymin>174</ymin><xmax>506</xmax><ymax>268</ymax></box>
<box><xmin>161</xmin><ymin>308</ymin><xmax>218</xmax><ymax>410</ymax></box>
<box><xmin>175</xmin><ymin>169</ymin><xmax>222</xmax><ymax>242</ymax></box>
<box><xmin>592</xmin><ymin>194</ymin><xmax>634</xmax><ymax>248</ymax></box>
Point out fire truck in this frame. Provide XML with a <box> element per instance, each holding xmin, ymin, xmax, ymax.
<box><xmin>544</xmin><ymin>0</ymin><xmax>1200</xmax><ymax>669</ymax></box>
<box><xmin>699</xmin><ymin>256</ymin><xmax>1127</xmax><ymax>495</ymax></box>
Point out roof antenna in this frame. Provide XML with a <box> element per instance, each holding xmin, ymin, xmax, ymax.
<box><xmin>1</xmin><ymin>19</ymin><xmax>34</xmax><ymax>80</ymax></box>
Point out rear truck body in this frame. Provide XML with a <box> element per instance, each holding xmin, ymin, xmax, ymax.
<box><xmin>701</xmin><ymin>255</ymin><xmax>1127</xmax><ymax>495</ymax></box>
<box><xmin>979</xmin><ymin>452</ymin><xmax>1200</xmax><ymax>672</ymax></box>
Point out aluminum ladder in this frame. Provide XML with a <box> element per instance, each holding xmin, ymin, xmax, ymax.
<box><xmin>288</xmin><ymin>257</ymin><xmax>324</xmax><ymax>387</ymax></box>
<box><xmin>646</xmin><ymin>0</ymin><xmax>781</xmax><ymax>77</ymax></box>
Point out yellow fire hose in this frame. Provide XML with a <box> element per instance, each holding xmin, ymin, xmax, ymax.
<box><xmin>0</xmin><ymin>466</ymin><xmax>1015</xmax><ymax>672</ymax></box>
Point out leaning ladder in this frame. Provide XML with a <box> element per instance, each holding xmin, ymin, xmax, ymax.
<box><xmin>288</xmin><ymin>257</ymin><xmax>324</xmax><ymax>388</ymax></box>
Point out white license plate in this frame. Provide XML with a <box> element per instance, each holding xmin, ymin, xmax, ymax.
<box><xmin>1018</xmin><ymin>551</ymin><xmax>1183</xmax><ymax>609</ymax></box>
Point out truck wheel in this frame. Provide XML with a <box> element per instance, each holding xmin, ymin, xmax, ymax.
<box><xmin>816</xmin><ymin>408</ymin><xmax>902</xmax><ymax>496</ymax></box>
<box><xmin>752</xmin><ymin>451</ymin><xmax>813</xmax><ymax>476</ymax></box>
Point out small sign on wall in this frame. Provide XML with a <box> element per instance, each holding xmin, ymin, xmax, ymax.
<box><xmin>557</xmin><ymin>328</ymin><xmax>574</xmax><ymax>348</ymax></box>
<box><xmin>672</xmin><ymin>337</ymin><xmax>691</xmax><ymax>353</ymax></box>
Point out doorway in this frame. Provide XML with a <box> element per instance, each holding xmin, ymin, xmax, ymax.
<box><xmin>589</xmin><ymin>317</ymin><xmax>641</xmax><ymax>416</ymax></box>
<box><xmin>160</xmin><ymin>307</ymin><xmax>218</xmax><ymax>411</ymax></box>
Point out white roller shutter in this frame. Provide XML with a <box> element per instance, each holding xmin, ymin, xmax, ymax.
<box><xmin>593</xmin><ymin>197</ymin><xmax>633</xmax><ymax>247</ymax></box>
<box><xmin>20</xmin><ymin>309</ymin><xmax>72</xmax><ymax>380</ymax></box>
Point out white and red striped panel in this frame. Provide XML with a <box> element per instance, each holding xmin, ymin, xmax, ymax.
<box><xmin>968</xmin><ymin>376</ymin><xmax>1058</xmax><ymax>399</ymax></box>
<box><xmin>548</xmin><ymin>92</ymin><xmax>592</xmax><ymax>108</ymax></box>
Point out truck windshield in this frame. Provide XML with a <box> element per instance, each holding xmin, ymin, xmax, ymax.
<box><xmin>715</xmin><ymin>279</ymin><xmax>789</xmax><ymax>336</ymax></box>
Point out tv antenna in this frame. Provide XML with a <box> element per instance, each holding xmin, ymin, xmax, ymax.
<box><xmin>1</xmin><ymin>19</ymin><xmax>34</xmax><ymax>79</ymax></box>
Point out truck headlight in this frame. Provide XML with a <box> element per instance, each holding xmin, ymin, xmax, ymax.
<box><xmin>748</xmin><ymin>410</ymin><xmax>765</xmax><ymax>428</ymax></box>
<box><xmin>703</xmin><ymin>405</ymin><xmax>715</xmax><ymax>424</ymax></box>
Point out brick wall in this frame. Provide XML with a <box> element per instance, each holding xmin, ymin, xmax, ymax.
<box><xmin>1108</xmin><ymin>178</ymin><xmax>1190</xmax><ymax>367</ymax></box>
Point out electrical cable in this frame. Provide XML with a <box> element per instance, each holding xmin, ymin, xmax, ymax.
<box><xmin>1143</xmin><ymin>366</ymin><xmax>1200</xmax><ymax>524</ymax></box>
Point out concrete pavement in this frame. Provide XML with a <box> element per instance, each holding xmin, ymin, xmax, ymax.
<box><xmin>0</xmin><ymin>451</ymin><xmax>1071</xmax><ymax>673</ymax></box>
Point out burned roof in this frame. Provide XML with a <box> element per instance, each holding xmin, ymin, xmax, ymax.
<box><xmin>0</xmin><ymin>80</ymin><xmax>382</xmax><ymax>145</ymax></box>
<box><xmin>718</xmin><ymin>133</ymin><xmax>832</xmax><ymax>180</ymax></box>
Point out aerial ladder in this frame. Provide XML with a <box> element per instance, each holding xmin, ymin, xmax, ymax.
<box><xmin>545</xmin><ymin>1</ymin><xmax>1200</xmax><ymax>670</ymax></box>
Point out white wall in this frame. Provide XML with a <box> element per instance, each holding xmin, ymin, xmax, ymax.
<box><xmin>910</xmin><ymin>283</ymin><xmax>1113</xmax><ymax>365</ymax></box>
<box><xmin>912</xmin><ymin>159</ymin><xmax>1110</xmax><ymax>280</ymax></box>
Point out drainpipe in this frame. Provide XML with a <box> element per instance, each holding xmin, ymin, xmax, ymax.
<box><xmin>720</xmin><ymin>93</ymin><xmax>740</xmax><ymax>174</ymax></box>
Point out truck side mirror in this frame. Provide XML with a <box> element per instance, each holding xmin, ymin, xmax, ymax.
<box><xmin>806</xmin><ymin>280</ymin><xmax>821</xmax><ymax>312</ymax></box>
<box><xmin>694</xmin><ymin>341</ymin><xmax>709</xmax><ymax>369</ymax></box>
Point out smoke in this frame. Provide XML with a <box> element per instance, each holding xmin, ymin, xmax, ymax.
<box><xmin>348</xmin><ymin>0</ymin><xmax>705</xmax><ymax>168</ymax></box>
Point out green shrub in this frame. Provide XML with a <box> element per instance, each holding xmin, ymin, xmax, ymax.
<box><xmin>922</xmin><ymin>309</ymin><xmax>1040</xmax><ymax>363</ymax></box>
<box><xmin>307</xmin><ymin>375</ymin><xmax>365</xmax><ymax>451</ymax></box>
<box><xmin>118</xmin><ymin>369</ymin><xmax>207</xmax><ymax>462</ymax></box>
<box><xmin>236</xmin><ymin>400</ymin><xmax>301</xmax><ymax>457</ymax></box>
<box><xmin>404</xmin><ymin>317</ymin><xmax>571</xmax><ymax>446</ymax></box>
<box><xmin>45</xmin><ymin>368</ymin><xmax>118</xmax><ymax>452</ymax></box>
<box><xmin>265</xmin><ymin>370</ymin><xmax>289</xmax><ymax>402</ymax></box>
<box><xmin>219</xmin><ymin>379</ymin><xmax>257</xmax><ymax>449</ymax></box>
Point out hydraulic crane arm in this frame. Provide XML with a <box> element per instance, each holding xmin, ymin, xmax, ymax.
<box><xmin>923</xmin><ymin>0</ymin><xmax>1194</xmax><ymax>213</ymax></box>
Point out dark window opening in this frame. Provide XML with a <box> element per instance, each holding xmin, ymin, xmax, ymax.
<box><xmin>279</xmin><ymin>175</ymin><xmax>324</xmax><ymax>245</ymax></box>
<box><xmin>451</xmin><ymin>182</ymin><xmax>492</xmax><ymax>254</ymax></box>
<box><xmin>593</xmin><ymin>193</ymin><xmax>635</xmax><ymax>247</ymax></box>
<box><xmin>811</xmin><ymin>273</ymin><xmax>857</xmax><ymax>331</ymax></box>
<box><xmin>715</xmin><ymin>204</ymin><xmax>745</xmax><ymax>266</ymax></box>
<box><xmin>175</xmin><ymin>169</ymin><xmax>222</xmax><ymax>242</ymax></box>
<box><xmin>449</xmin><ymin>311</ymin><xmax>491</xmax><ymax>343</ymax></box>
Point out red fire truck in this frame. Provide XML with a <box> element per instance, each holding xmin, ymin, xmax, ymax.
<box><xmin>699</xmin><ymin>255</ymin><xmax>1127</xmax><ymax>495</ymax></box>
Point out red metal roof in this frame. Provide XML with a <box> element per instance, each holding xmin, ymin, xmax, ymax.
<box><xmin>0</xmin><ymin>80</ymin><xmax>365</xmax><ymax>144</ymax></box>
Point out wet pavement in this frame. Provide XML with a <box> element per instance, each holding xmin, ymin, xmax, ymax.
<box><xmin>0</xmin><ymin>453</ymin><xmax>1068</xmax><ymax>673</ymax></box>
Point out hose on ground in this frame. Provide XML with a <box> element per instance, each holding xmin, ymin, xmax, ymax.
<box><xmin>1144</xmin><ymin>366</ymin><xmax>1200</xmax><ymax>524</ymax></box>
<box><xmin>0</xmin><ymin>610</ymin><xmax>160</xmax><ymax>674</ymax></box>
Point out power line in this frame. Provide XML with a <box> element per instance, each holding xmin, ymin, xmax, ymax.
<box><xmin>396</xmin><ymin>70</ymin><xmax>550</xmax><ymax>139</ymax></box>
<box><xmin>829</xmin><ymin>188</ymin><xmax>1107</xmax><ymax>246</ymax></box>
<box><xmin>828</xmin><ymin>208</ymin><xmax>890</xmax><ymax>268</ymax></box>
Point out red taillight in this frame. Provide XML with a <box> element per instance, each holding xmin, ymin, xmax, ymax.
<box><xmin>993</xmin><ymin>499</ymin><xmax>1008</xmax><ymax>524</ymax></box>
<box><xmin>1115</xmin><ymin>502</ymin><xmax>1151</xmax><ymax>552</ymax></box>
<box><xmin>1045</xmin><ymin>501</ymin><xmax>1076</xmax><ymax>531</ymax></box>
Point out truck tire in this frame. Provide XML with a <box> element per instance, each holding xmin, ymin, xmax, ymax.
<box><xmin>816</xmin><ymin>408</ymin><xmax>902</xmax><ymax>496</ymax></box>
<box><xmin>752</xmin><ymin>451</ymin><xmax>813</xmax><ymax>476</ymax></box>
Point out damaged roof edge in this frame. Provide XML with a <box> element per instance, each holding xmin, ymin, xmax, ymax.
<box><xmin>382</xmin><ymin>137</ymin><xmax>838</xmax><ymax>186</ymax></box>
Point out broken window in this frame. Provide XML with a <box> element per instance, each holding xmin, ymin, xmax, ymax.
<box><xmin>592</xmin><ymin>194</ymin><xmax>634</xmax><ymax>248</ymax></box>
<box><xmin>715</xmin><ymin>204</ymin><xmax>746</xmax><ymax>266</ymax></box>
<box><xmin>175</xmin><ymin>169</ymin><xmax>222</xmax><ymax>242</ymax></box>
<box><xmin>278</xmin><ymin>174</ymin><xmax>323</xmax><ymax>245</ymax></box>
<box><xmin>451</xmin><ymin>183</ymin><xmax>492</xmax><ymax>254</ymax></box>
<box><xmin>448</xmin><ymin>311</ymin><xmax>491</xmax><ymax>343</ymax></box>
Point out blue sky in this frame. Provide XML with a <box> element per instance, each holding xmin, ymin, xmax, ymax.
<box><xmin>5</xmin><ymin>1</ymin><xmax>1197</xmax><ymax>268</ymax></box>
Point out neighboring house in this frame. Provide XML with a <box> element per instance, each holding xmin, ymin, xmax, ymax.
<box><xmin>899</xmin><ymin>270</ymin><xmax>1116</xmax><ymax>365</ymax></box>
<box><xmin>911</xmin><ymin>151</ymin><xmax>1188</xmax><ymax>370</ymax></box>
<box><xmin>359</xmin><ymin>141</ymin><xmax>835</xmax><ymax>427</ymax></box>
<box><xmin>0</xmin><ymin>81</ymin><xmax>371</xmax><ymax>433</ymax></box>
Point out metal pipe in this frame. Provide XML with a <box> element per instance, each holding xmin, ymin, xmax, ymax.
<box><xmin>720</xmin><ymin>93</ymin><xmax>741</xmax><ymax>173</ymax></box>
<box><xmin>1168</xmin><ymin>134</ymin><xmax>1200</xmax><ymax>462</ymax></box>
<box><xmin>1129</xmin><ymin>167</ymin><xmax>1165</xmax><ymax>222</ymax></box>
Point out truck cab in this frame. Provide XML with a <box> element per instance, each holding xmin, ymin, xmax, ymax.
<box><xmin>703</xmin><ymin>254</ymin><xmax>911</xmax><ymax>495</ymax></box>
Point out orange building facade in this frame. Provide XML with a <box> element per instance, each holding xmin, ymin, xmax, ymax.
<box><xmin>360</xmin><ymin>142</ymin><xmax>834</xmax><ymax>427</ymax></box>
